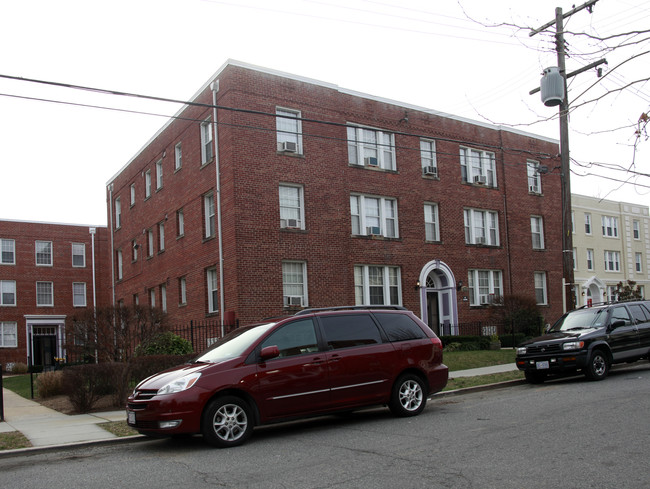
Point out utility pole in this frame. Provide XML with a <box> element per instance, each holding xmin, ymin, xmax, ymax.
<box><xmin>530</xmin><ymin>1</ymin><xmax>603</xmax><ymax>312</ymax></box>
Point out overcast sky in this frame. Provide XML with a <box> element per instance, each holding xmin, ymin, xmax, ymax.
<box><xmin>1</xmin><ymin>0</ymin><xmax>648</xmax><ymax>226</ymax></box>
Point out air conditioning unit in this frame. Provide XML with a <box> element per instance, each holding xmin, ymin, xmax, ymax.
<box><xmin>281</xmin><ymin>141</ymin><xmax>298</xmax><ymax>153</ymax></box>
<box><xmin>479</xmin><ymin>295</ymin><xmax>490</xmax><ymax>305</ymax></box>
<box><xmin>473</xmin><ymin>175</ymin><xmax>487</xmax><ymax>184</ymax></box>
<box><xmin>366</xmin><ymin>226</ymin><xmax>381</xmax><ymax>236</ymax></box>
<box><xmin>284</xmin><ymin>296</ymin><xmax>302</xmax><ymax>307</ymax></box>
<box><xmin>475</xmin><ymin>237</ymin><xmax>486</xmax><ymax>245</ymax></box>
<box><xmin>529</xmin><ymin>185</ymin><xmax>539</xmax><ymax>193</ymax></box>
<box><xmin>364</xmin><ymin>157</ymin><xmax>379</xmax><ymax>167</ymax></box>
<box><xmin>281</xmin><ymin>218</ymin><xmax>300</xmax><ymax>229</ymax></box>
<box><xmin>423</xmin><ymin>166</ymin><xmax>438</xmax><ymax>176</ymax></box>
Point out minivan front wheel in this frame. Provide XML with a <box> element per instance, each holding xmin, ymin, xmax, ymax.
<box><xmin>389</xmin><ymin>374</ymin><xmax>427</xmax><ymax>417</ymax></box>
<box><xmin>202</xmin><ymin>396</ymin><xmax>253</xmax><ymax>448</ymax></box>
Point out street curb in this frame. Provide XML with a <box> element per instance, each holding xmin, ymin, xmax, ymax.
<box><xmin>0</xmin><ymin>434</ymin><xmax>148</xmax><ymax>460</ymax></box>
<box><xmin>433</xmin><ymin>379</ymin><xmax>527</xmax><ymax>398</ymax></box>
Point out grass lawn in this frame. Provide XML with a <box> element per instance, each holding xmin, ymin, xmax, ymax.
<box><xmin>444</xmin><ymin>349</ymin><xmax>516</xmax><ymax>371</ymax></box>
<box><xmin>2</xmin><ymin>374</ymin><xmax>34</xmax><ymax>399</ymax></box>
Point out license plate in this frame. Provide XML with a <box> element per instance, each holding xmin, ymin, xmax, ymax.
<box><xmin>127</xmin><ymin>411</ymin><xmax>136</xmax><ymax>425</ymax></box>
<box><xmin>536</xmin><ymin>361</ymin><xmax>549</xmax><ymax>370</ymax></box>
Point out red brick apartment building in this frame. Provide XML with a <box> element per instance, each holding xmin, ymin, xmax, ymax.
<box><xmin>106</xmin><ymin>60</ymin><xmax>564</xmax><ymax>335</ymax></box>
<box><xmin>0</xmin><ymin>220</ymin><xmax>110</xmax><ymax>368</ymax></box>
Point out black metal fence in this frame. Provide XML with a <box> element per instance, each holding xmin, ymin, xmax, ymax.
<box><xmin>440</xmin><ymin>321</ymin><xmax>506</xmax><ymax>337</ymax></box>
<box><xmin>168</xmin><ymin>319</ymin><xmax>238</xmax><ymax>354</ymax></box>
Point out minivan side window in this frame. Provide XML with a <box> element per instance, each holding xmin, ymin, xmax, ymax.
<box><xmin>260</xmin><ymin>318</ymin><xmax>318</xmax><ymax>358</ymax></box>
<box><xmin>374</xmin><ymin>313</ymin><xmax>426</xmax><ymax>341</ymax></box>
<box><xmin>320</xmin><ymin>314</ymin><xmax>382</xmax><ymax>350</ymax></box>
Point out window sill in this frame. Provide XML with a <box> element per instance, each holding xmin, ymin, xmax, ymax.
<box><xmin>203</xmin><ymin>235</ymin><xmax>216</xmax><ymax>244</ymax></box>
<box><xmin>352</xmin><ymin>234</ymin><xmax>401</xmax><ymax>242</ymax></box>
<box><xmin>276</xmin><ymin>151</ymin><xmax>305</xmax><ymax>158</ymax></box>
<box><xmin>348</xmin><ymin>164</ymin><xmax>398</xmax><ymax>174</ymax></box>
<box><xmin>200</xmin><ymin>160</ymin><xmax>214</xmax><ymax>170</ymax></box>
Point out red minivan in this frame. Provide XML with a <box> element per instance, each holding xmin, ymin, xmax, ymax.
<box><xmin>126</xmin><ymin>306</ymin><xmax>448</xmax><ymax>447</ymax></box>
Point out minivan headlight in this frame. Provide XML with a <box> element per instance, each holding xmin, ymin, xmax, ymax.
<box><xmin>157</xmin><ymin>373</ymin><xmax>202</xmax><ymax>395</ymax></box>
<box><xmin>516</xmin><ymin>347</ymin><xmax>527</xmax><ymax>355</ymax></box>
<box><xmin>562</xmin><ymin>341</ymin><xmax>584</xmax><ymax>351</ymax></box>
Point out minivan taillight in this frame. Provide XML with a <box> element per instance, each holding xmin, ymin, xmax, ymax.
<box><xmin>430</xmin><ymin>337</ymin><xmax>443</xmax><ymax>351</ymax></box>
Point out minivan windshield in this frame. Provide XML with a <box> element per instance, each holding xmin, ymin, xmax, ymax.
<box><xmin>550</xmin><ymin>308</ymin><xmax>607</xmax><ymax>332</ymax></box>
<box><xmin>194</xmin><ymin>322</ymin><xmax>276</xmax><ymax>363</ymax></box>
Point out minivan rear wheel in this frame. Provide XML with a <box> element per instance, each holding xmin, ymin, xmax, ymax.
<box><xmin>389</xmin><ymin>374</ymin><xmax>427</xmax><ymax>417</ymax></box>
<box><xmin>202</xmin><ymin>396</ymin><xmax>253</xmax><ymax>448</ymax></box>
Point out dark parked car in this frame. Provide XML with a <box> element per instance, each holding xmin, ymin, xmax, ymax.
<box><xmin>127</xmin><ymin>306</ymin><xmax>448</xmax><ymax>447</ymax></box>
<box><xmin>516</xmin><ymin>300</ymin><xmax>650</xmax><ymax>383</ymax></box>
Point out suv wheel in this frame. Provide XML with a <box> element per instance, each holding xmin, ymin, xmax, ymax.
<box><xmin>202</xmin><ymin>396</ymin><xmax>253</xmax><ymax>448</ymax></box>
<box><xmin>524</xmin><ymin>371</ymin><xmax>546</xmax><ymax>384</ymax></box>
<box><xmin>585</xmin><ymin>350</ymin><xmax>609</xmax><ymax>381</ymax></box>
<box><xmin>389</xmin><ymin>374</ymin><xmax>427</xmax><ymax>417</ymax></box>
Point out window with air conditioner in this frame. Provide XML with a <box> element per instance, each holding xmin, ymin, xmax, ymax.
<box><xmin>279</xmin><ymin>184</ymin><xmax>305</xmax><ymax>230</ymax></box>
<box><xmin>276</xmin><ymin>108</ymin><xmax>302</xmax><ymax>154</ymax></box>
<box><xmin>350</xmin><ymin>194</ymin><xmax>398</xmax><ymax>238</ymax></box>
<box><xmin>460</xmin><ymin>147</ymin><xmax>496</xmax><ymax>187</ymax></box>
<box><xmin>468</xmin><ymin>269</ymin><xmax>502</xmax><ymax>306</ymax></box>
<box><xmin>420</xmin><ymin>139</ymin><xmax>437</xmax><ymax>176</ymax></box>
<box><xmin>347</xmin><ymin>125</ymin><xmax>395</xmax><ymax>170</ymax></box>
<box><xmin>283</xmin><ymin>261</ymin><xmax>307</xmax><ymax>308</ymax></box>
<box><xmin>527</xmin><ymin>160</ymin><xmax>542</xmax><ymax>194</ymax></box>
<box><xmin>464</xmin><ymin>209</ymin><xmax>498</xmax><ymax>246</ymax></box>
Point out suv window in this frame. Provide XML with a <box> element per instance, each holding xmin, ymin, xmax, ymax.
<box><xmin>374</xmin><ymin>313</ymin><xmax>426</xmax><ymax>341</ymax></box>
<box><xmin>610</xmin><ymin>306</ymin><xmax>632</xmax><ymax>326</ymax></box>
<box><xmin>260</xmin><ymin>318</ymin><xmax>318</xmax><ymax>358</ymax></box>
<box><xmin>629</xmin><ymin>304</ymin><xmax>650</xmax><ymax>323</ymax></box>
<box><xmin>320</xmin><ymin>314</ymin><xmax>382</xmax><ymax>350</ymax></box>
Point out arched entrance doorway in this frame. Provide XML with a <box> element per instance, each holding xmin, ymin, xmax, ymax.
<box><xmin>418</xmin><ymin>260</ymin><xmax>458</xmax><ymax>335</ymax></box>
<box><xmin>582</xmin><ymin>276</ymin><xmax>605</xmax><ymax>307</ymax></box>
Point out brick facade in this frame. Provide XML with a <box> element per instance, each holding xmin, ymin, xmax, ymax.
<box><xmin>0</xmin><ymin>220</ymin><xmax>109</xmax><ymax>367</ymax></box>
<box><xmin>107</xmin><ymin>61</ymin><xmax>564</xmax><ymax>332</ymax></box>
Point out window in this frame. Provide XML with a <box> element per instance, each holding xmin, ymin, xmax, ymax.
<box><xmin>130</xmin><ymin>183</ymin><xmax>136</xmax><ymax>206</ymax></box>
<box><xmin>207</xmin><ymin>267</ymin><xmax>218</xmax><ymax>313</ymax></box>
<box><xmin>467</xmin><ymin>269</ymin><xmax>502</xmax><ymax>306</ymax></box>
<box><xmin>606</xmin><ymin>285</ymin><xmax>618</xmax><ymax>302</ymax></box>
<box><xmin>35</xmin><ymin>241</ymin><xmax>52</xmax><ymax>266</ymax></box>
<box><xmin>350</xmin><ymin>194</ymin><xmax>398</xmax><ymax>238</ymax></box>
<box><xmin>204</xmin><ymin>192</ymin><xmax>215</xmax><ymax>238</ymax></box>
<box><xmin>601</xmin><ymin>215</ymin><xmax>618</xmax><ymax>237</ymax></box>
<box><xmin>179</xmin><ymin>276</ymin><xmax>187</xmax><ymax>305</ymax></box>
<box><xmin>1</xmin><ymin>280</ymin><xmax>16</xmax><ymax>306</ymax></box>
<box><xmin>174</xmin><ymin>142</ymin><xmax>182</xmax><ymax>170</ymax></box>
<box><xmin>572</xmin><ymin>248</ymin><xmax>577</xmax><ymax>270</ymax></box>
<box><xmin>147</xmin><ymin>229</ymin><xmax>154</xmax><ymax>257</ymax></box>
<box><xmin>177</xmin><ymin>208</ymin><xmax>185</xmax><ymax>237</ymax></box>
<box><xmin>160</xmin><ymin>284</ymin><xmax>167</xmax><ymax>313</ymax></box>
<box><xmin>149</xmin><ymin>288</ymin><xmax>156</xmax><ymax>308</ymax></box>
<box><xmin>73</xmin><ymin>282</ymin><xmax>86</xmax><ymax>307</ymax></box>
<box><xmin>282</xmin><ymin>261</ymin><xmax>308</xmax><ymax>307</ymax></box>
<box><xmin>531</xmin><ymin>216</ymin><xmax>545</xmax><ymax>250</ymax></box>
<box><xmin>36</xmin><ymin>281</ymin><xmax>53</xmax><ymax>306</ymax></box>
<box><xmin>633</xmin><ymin>220</ymin><xmax>640</xmax><ymax>240</ymax></box>
<box><xmin>464</xmin><ymin>208</ymin><xmax>499</xmax><ymax>246</ymax></box>
<box><xmin>636</xmin><ymin>253</ymin><xmax>643</xmax><ymax>273</ymax></box>
<box><xmin>373</xmin><ymin>313</ymin><xmax>426</xmax><ymax>342</ymax></box>
<box><xmin>320</xmin><ymin>315</ymin><xmax>382</xmax><ymax>350</ymax></box>
<box><xmin>115</xmin><ymin>197</ymin><xmax>122</xmax><ymax>228</ymax></box>
<box><xmin>420</xmin><ymin>139</ymin><xmax>437</xmax><ymax>176</ymax></box>
<box><xmin>1</xmin><ymin>239</ymin><xmax>15</xmax><ymax>265</ymax></box>
<box><xmin>534</xmin><ymin>272</ymin><xmax>547</xmax><ymax>305</ymax></box>
<box><xmin>460</xmin><ymin>147</ymin><xmax>496</xmax><ymax>187</ymax></box>
<box><xmin>584</xmin><ymin>213</ymin><xmax>592</xmax><ymax>235</ymax></box>
<box><xmin>117</xmin><ymin>249</ymin><xmax>123</xmax><ymax>280</ymax></box>
<box><xmin>158</xmin><ymin>221</ymin><xmax>165</xmax><ymax>252</ymax></box>
<box><xmin>527</xmin><ymin>160</ymin><xmax>542</xmax><ymax>193</ymax></box>
<box><xmin>72</xmin><ymin>243</ymin><xmax>85</xmax><ymax>267</ymax></box>
<box><xmin>347</xmin><ymin>125</ymin><xmax>396</xmax><ymax>170</ymax></box>
<box><xmin>155</xmin><ymin>159</ymin><xmax>163</xmax><ymax>190</ymax></box>
<box><xmin>132</xmin><ymin>239</ymin><xmax>138</xmax><ymax>262</ymax></box>
<box><xmin>587</xmin><ymin>249</ymin><xmax>594</xmax><ymax>271</ymax></box>
<box><xmin>0</xmin><ymin>322</ymin><xmax>17</xmax><ymax>347</ymax></box>
<box><xmin>201</xmin><ymin>118</ymin><xmax>213</xmax><ymax>164</ymax></box>
<box><xmin>276</xmin><ymin>108</ymin><xmax>302</xmax><ymax>153</ymax></box>
<box><xmin>424</xmin><ymin>203</ymin><xmax>440</xmax><ymax>242</ymax></box>
<box><xmin>604</xmin><ymin>250</ymin><xmax>621</xmax><ymax>272</ymax></box>
<box><xmin>279</xmin><ymin>184</ymin><xmax>304</xmax><ymax>229</ymax></box>
<box><xmin>145</xmin><ymin>170</ymin><xmax>152</xmax><ymax>199</ymax></box>
<box><xmin>354</xmin><ymin>265</ymin><xmax>401</xmax><ymax>306</ymax></box>
<box><xmin>260</xmin><ymin>319</ymin><xmax>318</xmax><ymax>358</ymax></box>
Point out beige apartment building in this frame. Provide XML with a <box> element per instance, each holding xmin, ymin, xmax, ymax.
<box><xmin>572</xmin><ymin>194</ymin><xmax>649</xmax><ymax>306</ymax></box>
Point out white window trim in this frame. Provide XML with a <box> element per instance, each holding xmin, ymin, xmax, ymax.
<box><xmin>204</xmin><ymin>192</ymin><xmax>215</xmax><ymax>238</ymax></box>
<box><xmin>177</xmin><ymin>208</ymin><xmax>185</xmax><ymax>237</ymax></box>
<box><xmin>159</xmin><ymin>221</ymin><xmax>165</xmax><ymax>252</ymax></box>
<box><xmin>72</xmin><ymin>242</ymin><xmax>86</xmax><ymax>268</ymax></box>
<box><xmin>145</xmin><ymin>170</ymin><xmax>152</xmax><ymax>199</ymax></box>
<box><xmin>534</xmin><ymin>272</ymin><xmax>548</xmax><ymax>305</ymax></box>
<box><xmin>531</xmin><ymin>215</ymin><xmax>545</xmax><ymax>250</ymax></box>
<box><xmin>155</xmin><ymin>159</ymin><xmax>163</xmax><ymax>190</ymax></box>
<box><xmin>35</xmin><ymin>240</ymin><xmax>53</xmax><ymax>266</ymax></box>
<box><xmin>279</xmin><ymin>184</ymin><xmax>305</xmax><ymax>230</ymax></box>
<box><xmin>601</xmin><ymin>215</ymin><xmax>619</xmax><ymax>238</ymax></box>
<box><xmin>174</xmin><ymin>142</ymin><xmax>182</xmax><ymax>171</ymax></box>
<box><xmin>201</xmin><ymin>118</ymin><xmax>213</xmax><ymax>165</ymax></box>
<box><xmin>179</xmin><ymin>276</ymin><xmax>187</xmax><ymax>305</ymax></box>
<box><xmin>633</xmin><ymin>220</ymin><xmax>641</xmax><ymax>240</ymax></box>
<box><xmin>130</xmin><ymin>183</ymin><xmax>136</xmax><ymax>206</ymax></box>
<box><xmin>460</xmin><ymin>147</ymin><xmax>497</xmax><ymax>187</ymax></box>
<box><xmin>635</xmin><ymin>253</ymin><xmax>643</xmax><ymax>273</ymax></box>
<box><xmin>354</xmin><ymin>265</ymin><xmax>402</xmax><ymax>306</ymax></box>
<box><xmin>36</xmin><ymin>281</ymin><xmax>54</xmax><ymax>307</ymax></box>
<box><xmin>0</xmin><ymin>321</ymin><xmax>18</xmax><ymax>348</ymax></box>
<box><xmin>282</xmin><ymin>260</ymin><xmax>309</xmax><ymax>307</ymax></box>
<box><xmin>207</xmin><ymin>267</ymin><xmax>218</xmax><ymax>313</ymax></box>
<box><xmin>604</xmin><ymin>250</ymin><xmax>621</xmax><ymax>272</ymax></box>
<box><xmin>584</xmin><ymin>213</ymin><xmax>592</xmax><ymax>235</ymax></box>
<box><xmin>347</xmin><ymin>124</ymin><xmax>396</xmax><ymax>171</ymax></box>
<box><xmin>467</xmin><ymin>269</ymin><xmax>502</xmax><ymax>306</ymax></box>
<box><xmin>160</xmin><ymin>284</ymin><xmax>167</xmax><ymax>313</ymax></box>
<box><xmin>0</xmin><ymin>280</ymin><xmax>16</xmax><ymax>306</ymax></box>
<box><xmin>351</xmin><ymin>194</ymin><xmax>399</xmax><ymax>238</ymax></box>
<box><xmin>586</xmin><ymin>249</ymin><xmax>594</xmax><ymax>271</ymax></box>
<box><xmin>276</xmin><ymin>107</ymin><xmax>303</xmax><ymax>154</ymax></box>
<box><xmin>424</xmin><ymin>203</ymin><xmax>440</xmax><ymax>242</ymax></box>
<box><xmin>527</xmin><ymin>160</ymin><xmax>542</xmax><ymax>194</ymax></box>
<box><xmin>73</xmin><ymin>282</ymin><xmax>87</xmax><ymax>307</ymax></box>
<box><xmin>420</xmin><ymin>139</ymin><xmax>437</xmax><ymax>175</ymax></box>
<box><xmin>115</xmin><ymin>197</ymin><xmax>122</xmax><ymax>229</ymax></box>
<box><xmin>1</xmin><ymin>239</ymin><xmax>16</xmax><ymax>265</ymax></box>
<box><xmin>464</xmin><ymin>208</ymin><xmax>499</xmax><ymax>246</ymax></box>
<box><xmin>117</xmin><ymin>249</ymin><xmax>123</xmax><ymax>280</ymax></box>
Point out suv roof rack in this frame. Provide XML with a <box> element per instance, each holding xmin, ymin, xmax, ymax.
<box><xmin>575</xmin><ymin>299</ymin><xmax>644</xmax><ymax>310</ymax></box>
<box><xmin>294</xmin><ymin>305</ymin><xmax>407</xmax><ymax>316</ymax></box>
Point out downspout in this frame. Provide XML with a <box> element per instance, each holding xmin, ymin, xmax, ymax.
<box><xmin>89</xmin><ymin>226</ymin><xmax>98</xmax><ymax>362</ymax></box>
<box><xmin>108</xmin><ymin>184</ymin><xmax>116</xmax><ymax>307</ymax></box>
<box><xmin>500</xmin><ymin>131</ymin><xmax>513</xmax><ymax>299</ymax></box>
<box><xmin>211</xmin><ymin>81</ymin><xmax>226</xmax><ymax>337</ymax></box>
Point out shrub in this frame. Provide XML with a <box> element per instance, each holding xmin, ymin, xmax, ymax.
<box><xmin>62</xmin><ymin>364</ymin><xmax>118</xmax><ymax>413</ymax></box>
<box><xmin>7</xmin><ymin>362</ymin><xmax>28</xmax><ymax>374</ymax></box>
<box><xmin>134</xmin><ymin>332</ymin><xmax>193</xmax><ymax>357</ymax></box>
<box><xmin>36</xmin><ymin>370</ymin><xmax>64</xmax><ymax>398</ymax></box>
<box><xmin>128</xmin><ymin>354</ymin><xmax>195</xmax><ymax>387</ymax></box>
<box><xmin>440</xmin><ymin>335</ymin><xmax>490</xmax><ymax>350</ymax></box>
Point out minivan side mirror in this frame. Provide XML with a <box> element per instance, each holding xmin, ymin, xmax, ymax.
<box><xmin>260</xmin><ymin>345</ymin><xmax>280</xmax><ymax>361</ymax></box>
<box><xmin>609</xmin><ymin>320</ymin><xmax>625</xmax><ymax>331</ymax></box>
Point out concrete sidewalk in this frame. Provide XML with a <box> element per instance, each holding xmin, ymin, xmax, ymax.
<box><xmin>0</xmin><ymin>363</ymin><xmax>519</xmax><ymax>453</ymax></box>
